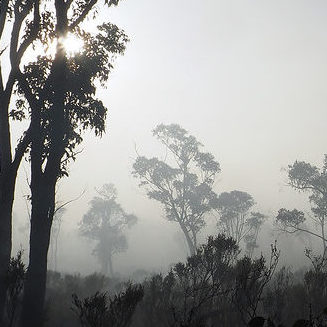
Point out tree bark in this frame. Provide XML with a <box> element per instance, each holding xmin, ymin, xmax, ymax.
<box><xmin>20</xmin><ymin>3</ymin><xmax>68</xmax><ymax>325</ymax></box>
<box><xmin>0</xmin><ymin>93</ymin><xmax>29</xmax><ymax>325</ymax></box>
<box><xmin>0</xmin><ymin>3</ymin><xmax>38</xmax><ymax>322</ymax></box>
<box><xmin>0</xmin><ymin>129</ymin><xmax>31</xmax><ymax>326</ymax></box>
<box><xmin>0</xmin><ymin>172</ymin><xmax>15</xmax><ymax>326</ymax></box>
<box><xmin>20</xmin><ymin>181</ymin><xmax>54</xmax><ymax>327</ymax></box>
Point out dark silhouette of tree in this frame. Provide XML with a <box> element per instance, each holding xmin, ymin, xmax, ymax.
<box><xmin>0</xmin><ymin>2</ymin><xmax>41</xmax><ymax>322</ymax></box>
<box><xmin>276</xmin><ymin>156</ymin><xmax>327</xmax><ymax>258</ymax></box>
<box><xmin>216</xmin><ymin>191</ymin><xmax>265</xmax><ymax>255</ymax></box>
<box><xmin>9</xmin><ymin>1</ymin><xmax>129</xmax><ymax>326</ymax></box>
<box><xmin>132</xmin><ymin>124</ymin><xmax>220</xmax><ymax>256</ymax></box>
<box><xmin>79</xmin><ymin>184</ymin><xmax>137</xmax><ymax>277</ymax></box>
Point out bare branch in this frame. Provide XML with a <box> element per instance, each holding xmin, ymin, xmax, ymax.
<box><xmin>54</xmin><ymin>189</ymin><xmax>86</xmax><ymax>214</ymax></box>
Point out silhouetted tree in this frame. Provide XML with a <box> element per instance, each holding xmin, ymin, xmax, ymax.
<box><xmin>13</xmin><ymin>1</ymin><xmax>128</xmax><ymax>326</ymax></box>
<box><xmin>0</xmin><ymin>2</ymin><xmax>41</xmax><ymax>322</ymax></box>
<box><xmin>132</xmin><ymin>124</ymin><xmax>220</xmax><ymax>256</ymax></box>
<box><xmin>216</xmin><ymin>191</ymin><xmax>265</xmax><ymax>254</ymax></box>
<box><xmin>276</xmin><ymin>155</ymin><xmax>327</xmax><ymax>258</ymax></box>
<box><xmin>80</xmin><ymin>184</ymin><xmax>137</xmax><ymax>276</ymax></box>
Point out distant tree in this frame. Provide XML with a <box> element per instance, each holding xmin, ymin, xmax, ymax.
<box><xmin>80</xmin><ymin>184</ymin><xmax>137</xmax><ymax>276</ymax></box>
<box><xmin>244</xmin><ymin>212</ymin><xmax>266</xmax><ymax>258</ymax></box>
<box><xmin>132</xmin><ymin>124</ymin><xmax>220</xmax><ymax>256</ymax></box>
<box><xmin>216</xmin><ymin>191</ymin><xmax>265</xmax><ymax>254</ymax></box>
<box><xmin>276</xmin><ymin>156</ymin><xmax>327</xmax><ymax>258</ymax></box>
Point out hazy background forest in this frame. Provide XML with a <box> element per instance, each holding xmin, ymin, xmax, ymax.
<box><xmin>11</xmin><ymin>0</ymin><xmax>327</xmax><ymax>274</ymax></box>
<box><xmin>2</xmin><ymin>0</ymin><xmax>327</xmax><ymax>326</ymax></box>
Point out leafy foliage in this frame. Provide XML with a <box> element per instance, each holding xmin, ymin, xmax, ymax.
<box><xmin>276</xmin><ymin>155</ymin><xmax>327</xmax><ymax>259</ymax></box>
<box><xmin>17</xmin><ymin>17</ymin><xmax>128</xmax><ymax>176</ymax></box>
<box><xmin>276</xmin><ymin>208</ymin><xmax>306</xmax><ymax>229</ymax></box>
<box><xmin>216</xmin><ymin>191</ymin><xmax>265</xmax><ymax>255</ymax></box>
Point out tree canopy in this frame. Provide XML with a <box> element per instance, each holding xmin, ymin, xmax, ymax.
<box><xmin>132</xmin><ymin>123</ymin><xmax>220</xmax><ymax>256</ymax></box>
<box><xmin>276</xmin><ymin>156</ymin><xmax>327</xmax><ymax>259</ymax></box>
<box><xmin>216</xmin><ymin>190</ymin><xmax>265</xmax><ymax>256</ymax></box>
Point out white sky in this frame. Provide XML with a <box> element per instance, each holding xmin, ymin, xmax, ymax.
<box><xmin>12</xmin><ymin>0</ymin><xmax>327</xmax><ymax>274</ymax></box>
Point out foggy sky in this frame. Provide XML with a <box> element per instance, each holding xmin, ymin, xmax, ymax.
<box><xmin>12</xmin><ymin>0</ymin><xmax>327</xmax><ymax>274</ymax></box>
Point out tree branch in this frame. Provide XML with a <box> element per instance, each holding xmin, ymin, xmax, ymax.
<box><xmin>12</xmin><ymin>127</ymin><xmax>31</xmax><ymax>171</ymax></box>
<box><xmin>69</xmin><ymin>0</ymin><xmax>97</xmax><ymax>30</ymax></box>
<box><xmin>279</xmin><ymin>224</ymin><xmax>327</xmax><ymax>242</ymax></box>
<box><xmin>0</xmin><ymin>0</ymin><xmax>9</xmax><ymax>40</ymax></box>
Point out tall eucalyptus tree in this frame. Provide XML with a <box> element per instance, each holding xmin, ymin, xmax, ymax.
<box><xmin>133</xmin><ymin>124</ymin><xmax>220</xmax><ymax>256</ymax></box>
<box><xmin>0</xmin><ymin>1</ymin><xmax>41</xmax><ymax>323</ymax></box>
<box><xmin>5</xmin><ymin>1</ymin><xmax>129</xmax><ymax>326</ymax></box>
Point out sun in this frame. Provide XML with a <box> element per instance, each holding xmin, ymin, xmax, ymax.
<box><xmin>21</xmin><ymin>32</ymin><xmax>84</xmax><ymax>64</ymax></box>
<box><xmin>60</xmin><ymin>33</ymin><xmax>84</xmax><ymax>57</ymax></box>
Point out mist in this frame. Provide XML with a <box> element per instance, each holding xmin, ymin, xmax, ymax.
<box><xmin>10</xmin><ymin>0</ymin><xmax>327</xmax><ymax>273</ymax></box>
<box><xmin>2</xmin><ymin>1</ymin><xmax>327</xmax><ymax>326</ymax></box>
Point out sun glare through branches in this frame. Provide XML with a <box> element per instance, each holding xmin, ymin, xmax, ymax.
<box><xmin>59</xmin><ymin>33</ymin><xmax>84</xmax><ymax>57</ymax></box>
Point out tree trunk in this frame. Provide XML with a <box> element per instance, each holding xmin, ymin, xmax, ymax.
<box><xmin>179</xmin><ymin>222</ymin><xmax>196</xmax><ymax>256</ymax></box>
<box><xmin>0</xmin><ymin>169</ymin><xmax>18</xmax><ymax>326</ymax></box>
<box><xmin>20</xmin><ymin>183</ymin><xmax>54</xmax><ymax>327</ymax></box>
<box><xmin>108</xmin><ymin>254</ymin><xmax>114</xmax><ymax>277</ymax></box>
<box><xmin>0</xmin><ymin>190</ymin><xmax>14</xmax><ymax>326</ymax></box>
<box><xmin>101</xmin><ymin>258</ymin><xmax>109</xmax><ymax>276</ymax></box>
<box><xmin>20</xmin><ymin>2</ymin><xmax>68</xmax><ymax>324</ymax></box>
